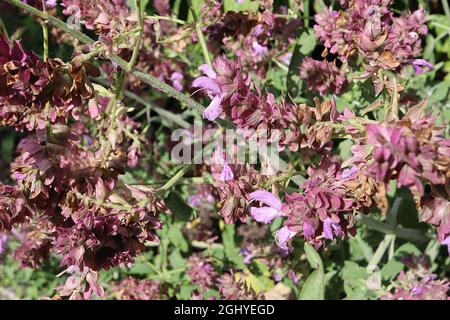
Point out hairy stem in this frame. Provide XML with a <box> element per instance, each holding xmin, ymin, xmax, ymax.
<box><xmin>72</xmin><ymin>45</ymin><xmax>106</xmax><ymax>65</ymax></box>
<box><xmin>145</xmin><ymin>15</ymin><xmax>186</xmax><ymax>25</ymax></box>
<box><xmin>367</xmin><ymin>234</ymin><xmax>396</xmax><ymax>272</ymax></box>
<box><xmin>358</xmin><ymin>216</ymin><xmax>430</xmax><ymax>243</ymax></box>
<box><xmin>127</xmin><ymin>0</ymin><xmax>144</xmax><ymax>71</ymax></box>
<box><xmin>187</xmin><ymin>0</ymin><xmax>212</xmax><ymax>67</ymax></box>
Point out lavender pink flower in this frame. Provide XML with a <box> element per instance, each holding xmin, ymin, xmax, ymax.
<box><xmin>411</xmin><ymin>59</ymin><xmax>433</xmax><ymax>74</ymax></box>
<box><xmin>192</xmin><ymin>56</ymin><xmax>248</xmax><ymax>121</ymax></box>
<box><xmin>249</xmin><ymin>190</ymin><xmax>284</xmax><ymax>224</ymax></box>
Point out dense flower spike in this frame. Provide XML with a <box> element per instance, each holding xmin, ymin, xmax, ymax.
<box><xmin>1</xmin><ymin>0</ymin><xmax>449</xmax><ymax>302</ymax></box>
<box><xmin>212</xmin><ymin>161</ymin><xmax>263</xmax><ymax>224</ymax></box>
<box><xmin>61</xmin><ymin>0</ymin><xmax>133</xmax><ymax>36</ymax></box>
<box><xmin>0</xmin><ymin>28</ymin><xmax>167</xmax><ymax>297</ymax></box>
<box><xmin>313</xmin><ymin>0</ymin><xmax>430</xmax><ymax>89</ymax></box>
<box><xmin>0</xmin><ymin>183</ymin><xmax>33</xmax><ymax>232</ymax></box>
<box><xmin>204</xmin><ymin>2</ymin><xmax>300</xmax><ymax>77</ymax></box>
<box><xmin>192</xmin><ymin>56</ymin><xmax>249</xmax><ymax>121</ymax></box>
<box><xmin>0</xmin><ymin>34</ymin><xmax>50</xmax><ymax>130</ymax></box>
<box><xmin>364</xmin><ymin>105</ymin><xmax>450</xmax><ymax>245</ymax></box>
<box><xmin>266</xmin><ymin>157</ymin><xmax>384</xmax><ymax>249</ymax></box>
<box><xmin>0</xmin><ymin>34</ymin><xmax>99</xmax><ymax>130</ymax></box>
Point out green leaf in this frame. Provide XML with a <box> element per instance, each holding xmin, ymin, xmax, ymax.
<box><xmin>169</xmin><ymin>249</ymin><xmax>186</xmax><ymax>269</ymax></box>
<box><xmin>349</xmin><ymin>234</ymin><xmax>374</xmax><ymax>263</ymax></box>
<box><xmin>127</xmin><ymin>0</ymin><xmax>150</xmax><ymax>11</ymax></box>
<box><xmin>338</xmin><ymin>139</ymin><xmax>354</xmax><ymax>161</ymax></box>
<box><xmin>1</xmin><ymin>133</ymin><xmax>14</xmax><ymax>163</ymax></box>
<box><xmin>286</xmin><ymin>21</ymin><xmax>312</xmax><ymax>99</ymax></box>
<box><xmin>165</xmin><ymin>192</ymin><xmax>194</xmax><ymax>221</ymax></box>
<box><xmin>299</xmin><ymin>269</ymin><xmax>325</xmax><ymax>300</ymax></box>
<box><xmin>223</xmin><ymin>0</ymin><xmax>260</xmax><ymax>12</ymax></box>
<box><xmin>341</xmin><ymin>261</ymin><xmax>369</xmax><ymax>281</ymax></box>
<box><xmin>168</xmin><ymin>223</ymin><xmax>189</xmax><ymax>252</ymax></box>
<box><xmin>178</xmin><ymin>285</ymin><xmax>196</xmax><ymax>299</ymax></box>
<box><xmin>298</xmin><ymin>29</ymin><xmax>317</xmax><ymax>55</ymax></box>
<box><xmin>304</xmin><ymin>242</ymin><xmax>323</xmax><ymax>270</ymax></box>
<box><xmin>222</xmin><ymin>224</ymin><xmax>244</xmax><ymax>269</ymax></box>
<box><xmin>128</xmin><ymin>262</ymin><xmax>153</xmax><ymax>275</ymax></box>
<box><xmin>313</xmin><ymin>0</ymin><xmax>326</xmax><ymax>13</ymax></box>
<box><xmin>341</xmin><ymin>261</ymin><xmax>371</xmax><ymax>300</ymax></box>
<box><xmin>428</xmin><ymin>81</ymin><xmax>450</xmax><ymax>104</ymax></box>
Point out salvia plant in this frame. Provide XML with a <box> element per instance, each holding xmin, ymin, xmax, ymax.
<box><xmin>0</xmin><ymin>0</ymin><xmax>448</xmax><ymax>300</ymax></box>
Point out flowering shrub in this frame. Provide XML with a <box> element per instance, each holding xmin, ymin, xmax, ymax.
<box><xmin>0</xmin><ymin>0</ymin><xmax>448</xmax><ymax>300</ymax></box>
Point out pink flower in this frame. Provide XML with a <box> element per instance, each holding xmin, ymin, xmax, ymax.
<box><xmin>442</xmin><ymin>236</ymin><xmax>450</xmax><ymax>255</ymax></box>
<box><xmin>0</xmin><ymin>233</ymin><xmax>7</xmax><ymax>254</ymax></box>
<box><xmin>193</xmin><ymin>56</ymin><xmax>248</xmax><ymax>121</ymax></box>
<box><xmin>411</xmin><ymin>59</ymin><xmax>433</xmax><ymax>74</ymax></box>
<box><xmin>192</xmin><ymin>64</ymin><xmax>224</xmax><ymax>121</ymax></box>
<box><xmin>322</xmin><ymin>218</ymin><xmax>344</xmax><ymax>240</ymax></box>
<box><xmin>210</xmin><ymin>148</ymin><xmax>234</xmax><ymax>182</ymax></box>
<box><xmin>303</xmin><ymin>220</ymin><xmax>315</xmax><ymax>239</ymax></box>
<box><xmin>170</xmin><ymin>72</ymin><xmax>184</xmax><ymax>91</ymax></box>
<box><xmin>275</xmin><ymin>226</ymin><xmax>296</xmax><ymax>251</ymax></box>
<box><xmin>252</xmin><ymin>41</ymin><xmax>268</xmax><ymax>57</ymax></box>
<box><xmin>249</xmin><ymin>190</ymin><xmax>283</xmax><ymax>224</ymax></box>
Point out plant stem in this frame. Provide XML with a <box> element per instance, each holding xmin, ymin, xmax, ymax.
<box><xmin>389</xmin><ymin>77</ymin><xmax>399</xmax><ymax>119</ymax></box>
<box><xmin>191</xmin><ymin>241</ymin><xmax>224</xmax><ymax>249</ymax></box>
<box><xmin>0</xmin><ymin>17</ymin><xmax>9</xmax><ymax>40</ymax></box>
<box><xmin>72</xmin><ymin>45</ymin><xmax>106</xmax><ymax>65</ymax></box>
<box><xmin>127</xmin><ymin>0</ymin><xmax>144</xmax><ymax>71</ymax></box>
<box><xmin>146</xmin><ymin>15</ymin><xmax>186</xmax><ymax>25</ymax></box>
<box><xmin>442</xmin><ymin>0</ymin><xmax>450</xmax><ymax>20</ymax></box>
<box><xmin>272</xmin><ymin>57</ymin><xmax>289</xmax><ymax>72</ymax></box>
<box><xmin>124</xmin><ymin>89</ymin><xmax>192</xmax><ymax>129</ymax></box>
<box><xmin>367</xmin><ymin>234</ymin><xmax>395</xmax><ymax>272</ymax></box>
<box><xmin>303</xmin><ymin>0</ymin><xmax>310</xmax><ymax>28</ymax></box>
<box><xmin>187</xmin><ymin>0</ymin><xmax>211</xmax><ymax>67</ymax></box>
<box><xmin>358</xmin><ymin>216</ymin><xmax>430</xmax><ymax>243</ymax></box>
<box><xmin>41</xmin><ymin>1</ymin><xmax>49</xmax><ymax>60</ymax></box>
<box><xmin>132</xmin><ymin>176</ymin><xmax>212</xmax><ymax>186</ymax></box>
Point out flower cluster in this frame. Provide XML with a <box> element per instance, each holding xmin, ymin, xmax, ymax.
<box><xmin>186</xmin><ymin>254</ymin><xmax>261</xmax><ymax>300</ymax></box>
<box><xmin>108</xmin><ymin>277</ymin><xmax>164</xmax><ymax>300</ymax></box>
<box><xmin>249</xmin><ymin>156</ymin><xmax>385</xmax><ymax>249</ymax></box>
<box><xmin>313</xmin><ymin>0</ymin><xmax>430</xmax><ymax>92</ymax></box>
<box><xmin>0</xmin><ymin>183</ymin><xmax>33</xmax><ymax>232</ymax></box>
<box><xmin>211</xmin><ymin>158</ymin><xmax>264</xmax><ymax>224</ymax></box>
<box><xmin>0</xmin><ymin>33</ymin><xmax>99</xmax><ymax>131</ymax></box>
<box><xmin>0</xmin><ymin>34</ymin><xmax>169</xmax><ymax>299</ymax></box>
<box><xmin>61</xmin><ymin>0</ymin><xmax>133</xmax><ymax>37</ymax></box>
<box><xmin>2</xmin><ymin>0</ymin><xmax>449</xmax><ymax>302</ymax></box>
<box><xmin>364</xmin><ymin>105</ymin><xmax>450</xmax><ymax>248</ymax></box>
<box><xmin>61</xmin><ymin>0</ymin><xmax>187</xmax><ymax>92</ymax></box>
<box><xmin>203</xmin><ymin>0</ymin><xmax>301</xmax><ymax>77</ymax></box>
<box><xmin>382</xmin><ymin>255</ymin><xmax>449</xmax><ymax>300</ymax></box>
<box><xmin>194</xmin><ymin>56</ymin><xmax>347</xmax><ymax>153</ymax></box>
